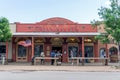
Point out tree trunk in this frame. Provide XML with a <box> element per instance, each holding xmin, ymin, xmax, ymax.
<box><xmin>118</xmin><ymin>43</ymin><xmax>120</xmax><ymax>66</ymax></box>
<box><xmin>105</xmin><ymin>44</ymin><xmax>108</xmax><ymax>65</ymax></box>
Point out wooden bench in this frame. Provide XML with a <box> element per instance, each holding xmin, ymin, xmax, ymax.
<box><xmin>68</xmin><ymin>57</ymin><xmax>109</xmax><ymax>66</ymax></box>
<box><xmin>34</xmin><ymin>57</ymin><xmax>59</xmax><ymax>65</ymax></box>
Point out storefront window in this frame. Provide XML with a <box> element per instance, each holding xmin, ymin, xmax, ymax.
<box><xmin>0</xmin><ymin>45</ymin><xmax>6</xmax><ymax>57</ymax></box>
<box><xmin>68</xmin><ymin>46</ymin><xmax>78</xmax><ymax>58</ymax></box>
<box><xmin>18</xmin><ymin>45</ymin><xmax>26</xmax><ymax>57</ymax></box>
<box><xmin>84</xmin><ymin>46</ymin><xmax>93</xmax><ymax>57</ymax></box>
<box><xmin>34</xmin><ymin>45</ymin><xmax>43</xmax><ymax>57</ymax></box>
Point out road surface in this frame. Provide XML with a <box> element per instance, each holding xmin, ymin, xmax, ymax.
<box><xmin>0</xmin><ymin>71</ymin><xmax>120</xmax><ymax>80</ymax></box>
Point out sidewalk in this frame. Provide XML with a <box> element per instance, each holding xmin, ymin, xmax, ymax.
<box><xmin>0</xmin><ymin>62</ymin><xmax>120</xmax><ymax>72</ymax></box>
<box><xmin>0</xmin><ymin>65</ymin><xmax>119</xmax><ymax>72</ymax></box>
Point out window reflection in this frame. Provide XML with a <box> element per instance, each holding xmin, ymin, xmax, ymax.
<box><xmin>84</xmin><ymin>46</ymin><xmax>93</xmax><ymax>57</ymax></box>
<box><xmin>0</xmin><ymin>45</ymin><xmax>6</xmax><ymax>57</ymax></box>
<box><xmin>18</xmin><ymin>45</ymin><xmax>26</xmax><ymax>57</ymax></box>
<box><xmin>68</xmin><ymin>46</ymin><xmax>78</xmax><ymax>58</ymax></box>
<box><xmin>34</xmin><ymin>45</ymin><xmax>43</xmax><ymax>57</ymax></box>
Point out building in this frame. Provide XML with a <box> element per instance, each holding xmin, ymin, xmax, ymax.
<box><xmin>0</xmin><ymin>17</ymin><xmax>118</xmax><ymax>63</ymax></box>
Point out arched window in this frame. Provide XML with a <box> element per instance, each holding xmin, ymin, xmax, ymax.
<box><xmin>99</xmin><ymin>48</ymin><xmax>106</xmax><ymax>58</ymax></box>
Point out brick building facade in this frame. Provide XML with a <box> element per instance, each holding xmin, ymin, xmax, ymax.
<box><xmin>0</xmin><ymin>17</ymin><xmax>118</xmax><ymax>63</ymax></box>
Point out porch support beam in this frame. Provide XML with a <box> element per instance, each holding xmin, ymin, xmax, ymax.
<box><xmin>31</xmin><ymin>37</ymin><xmax>34</xmax><ymax>59</ymax></box>
<box><xmin>105</xmin><ymin>44</ymin><xmax>108</xmax><ymax>65</ymax></box>
<box><xmin>82</xmin><ymin>37</ymin><xmax>85</xmax><ymax>65</ymax></box>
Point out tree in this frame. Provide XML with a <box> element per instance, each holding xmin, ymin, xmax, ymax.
<box><xmin>0</xmin><ymin>17</ymin><xmax>12</xmax><ymax>42</ymax></box>
<box><xmin>0</xmin><ymin>17</ymin><xmax>12</xmax><ymax>63</ymax></box>
<box><xmin>91</xmin><ymin>0</ymin><xmax>120</xmax><ymax>65</ymax></box>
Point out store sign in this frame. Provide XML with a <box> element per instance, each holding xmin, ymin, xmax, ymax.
<box><xmin>17</xmin><ymin>24</ymin><xmax>97</xmax><ymax>32</ymax></box>
<box><xmin>29</xmin><ymin>26</ymin><xmax>77</xmax><ymax>32</ymax></box>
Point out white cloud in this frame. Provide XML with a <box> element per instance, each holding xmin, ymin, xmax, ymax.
<box><xmin>105</xmin><ymin>0</ymin><xmax>111</xmax><ymax>6</ymax></box>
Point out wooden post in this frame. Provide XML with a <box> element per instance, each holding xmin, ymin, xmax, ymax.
<box><xmin>97</xmin><ymin>40</ymin><xmax>100</xmax><ymax>62</ymax></box>
<box><xmin>82</xmin><ymin>37</ymin><xmax>84</xmax><ymax>65</ymax></box>
<box><xmin>94</xmin><ymin>41</ymin><xmax>99</xmax><ymax>62</ymax></box>
<box><xmin>31</xmin><ymin>37</ymin><xmax>34</xmax><ymax>59</ymax></box>
<box><xmin>105</xmin><ymin>44</ymin><xmax>108</xmax><ymax>65</ymax></box>
<box><xmin>6</xmin><ymin>41</ymin><xmax>8</xmax><ymax>64</ymax></box>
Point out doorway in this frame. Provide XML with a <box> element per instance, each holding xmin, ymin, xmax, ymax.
<box><xmin>52</xmin><ymin>47</ymin><xmax>62</xmax><ymax>51</ymax></box>
<box><xmin>84</xmin><ymin>46</ymin><xmax>94</xmax><ymax>63</ymax></box>
<box><xmin>84</xmin><ymin>46</ymin><xmax>93</xmax><ymax>57</ymax></box>
<box><xmin>16</xmin><ymin>45</ymin><xmax>28</xmax><ymax>62</ymax></box>
<box><xmin>52</xmin><ymin>46</ymin><xmax>62</xmax><ymax>62</ymax></box>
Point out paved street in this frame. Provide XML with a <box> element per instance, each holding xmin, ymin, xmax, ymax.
<box><xmin>0</xmin><ymin>63</ymin><xmax>120</xmax><ymax>80</ymax></box>
<box><xmin>0</xmin><ymin>71</ymin><xmax>120</xmax><ymax>80</ymax></box>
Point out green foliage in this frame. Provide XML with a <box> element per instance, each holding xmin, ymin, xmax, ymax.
<box><xmin>95</xmin><ymin>33</ymin><xmax>110</xmax><ymax>44</ymax></box>
<box><xmin>0</xmin><ymin>17</ymin><xmax>12</xmax><ymax>42</ymax></box>
<box><xmin>92</xmin><ymin>0</ymin><xmax>120</xmax><ymax>44</ymax></box>
<box><xmin>91</xmin><ymin>20</ymin><xmax>103</xmax><ymax>27</ymax></box>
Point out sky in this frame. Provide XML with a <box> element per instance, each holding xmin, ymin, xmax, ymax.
<box><xmin>0</xmin><ymin>0</ymin><xmax>110</xmax><ymax>23</ymax></box>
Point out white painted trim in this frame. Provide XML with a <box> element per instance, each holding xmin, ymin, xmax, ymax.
<box><xmin>13</xmin><ymin>32</ymin><xmax>100</xmax><ymax>37</ymax></box>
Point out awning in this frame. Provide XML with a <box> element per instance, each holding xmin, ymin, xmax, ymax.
<box><xmin>13</xmin><ymin>32</ymin><xmax>101</xmax><ymax>37</ymax></box>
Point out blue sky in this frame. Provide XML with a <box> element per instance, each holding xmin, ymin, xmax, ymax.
<box><xmin>0</xmin><ymin>0</ymin><xmax>110</xmax><ymax>23</ymax></box>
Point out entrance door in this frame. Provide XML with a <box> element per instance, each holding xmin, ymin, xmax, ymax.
<box><xmin>52</xmin><ymin>46</ymin><xmax>62</xmax><ymax>62</ymax></box>
<box><xmin>17</xmin><ymin>45</ymin><xmax>27</xmax><ymax>62</ymax></box>
<box><xmin>84</xmin><ymin>46</ymin><xmax>93</xmax><ymax>63</ymax></box>
<box><xmin>52</xmin><ymin>47</ymin><xmax>62</xmax><ymax>51</ymax></box>
<box><xmin>84</xmin><ymin>46</ymin><xmax>93</xmax><ymax>57</ymax></box>
<box><xmin>34</xmin><ymin>44</ymin><xmax>43</xmax><ymax>57</ymax></box>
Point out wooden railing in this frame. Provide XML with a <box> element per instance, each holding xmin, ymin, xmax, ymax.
<box><xmin>33</xmin><ymin>57</ymin><xmax>109</xmax><ymax>66</ymax></box>
<box><xmin>34</xmin><ymin>57</ymin><xmax>59</xmax><ymax>65</ymax></box>
<box><xmin>68</xmin><ymin>57</ymin><xmax>109</xmax><ymax>66</ymax></box>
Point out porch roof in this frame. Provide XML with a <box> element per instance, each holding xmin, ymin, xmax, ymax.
<box><xmin>13</xmin><ymin>32</ymin><xmax>100</xmax><ymax>37</ymax></box>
